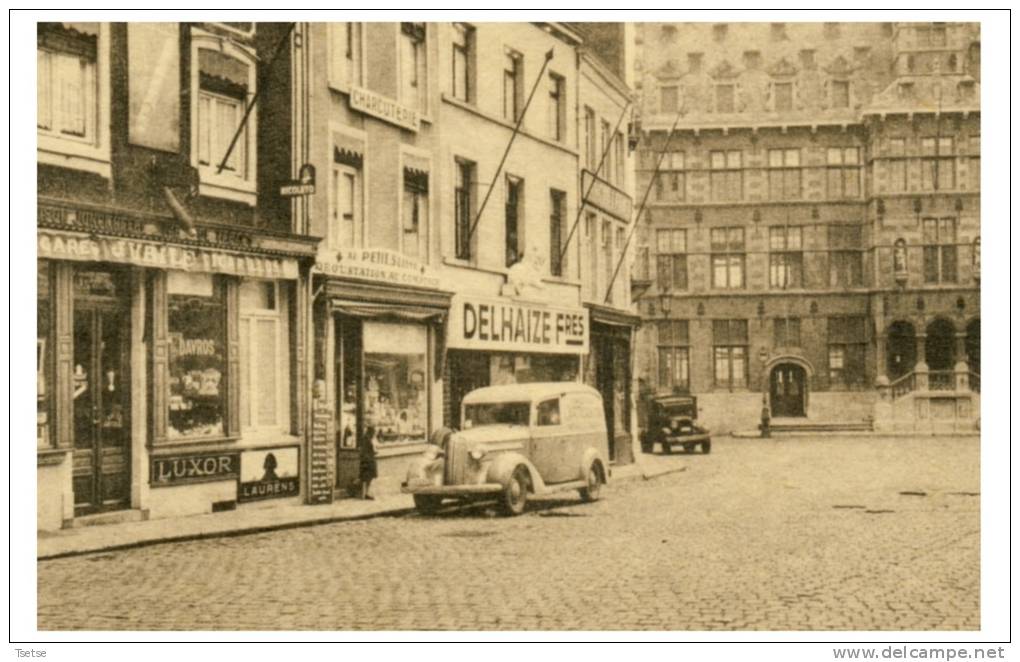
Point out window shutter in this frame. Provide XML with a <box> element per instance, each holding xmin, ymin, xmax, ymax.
<box><xmin>149</xmin><ymin>271</ymin><xmax>169</xmax><ymax>445</ymax></box>
<box><xmin>225</xmin><ymin>277</ymin><xmax>241</xmax><ymax>437</ymax></box>
<box><xmin>53</xmin><ymin>262</ymin><xmax>74</xmax><ymax>450</ymax></box>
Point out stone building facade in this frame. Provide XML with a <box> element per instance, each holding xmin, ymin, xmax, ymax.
<box><xmin>631</xmin><ymin>22</ymin><xmax>980</xmax><ymax>434</ymax></box>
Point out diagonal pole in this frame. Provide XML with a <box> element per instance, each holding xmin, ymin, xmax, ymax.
<box><xmin>557</xmin><ymin>100</ymin><xmax>631</xmax><ymax>266</ymax></box>
<box><xmin>465</xmin><ymin>48</ymin><xmax>555</xmax><ymax>245</ymax></box>
<box><xmin>603</xmin><ymin>110</ymin><xmax>685</xmax><ymax>304</ymax></box>
<box><xmin>216</xmin><ymin>22</ymin><xmax>296</xmax><ymax>175</ymax></box>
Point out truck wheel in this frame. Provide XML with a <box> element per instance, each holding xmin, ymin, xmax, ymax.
<box><xmin>501</xmin><ymin>466</ymin><xmax>530</xmax><ymax>516</ymax></box>
<box><xmin>579</xmin><ymin>461</ymin><xmax>603</xmax><ymax>502</ymax></box>
<box><xmin>682</xmin><ymin>443</ymin><xmax>695</xmax><ymax>454</ymax></box>
<box><xmin>661</xmin><ymin>443</ymin><xmax>672</xmax><ymax>454</ymax></box>
<box><xmin>414</xmin><ymin>495</ymin><xmax>442</xmax><ymax>515</ymax></box>
<box><xmin>702</xmin><ymin>440</ymin><xmax>712</xmax><ymax>454</ymax></box>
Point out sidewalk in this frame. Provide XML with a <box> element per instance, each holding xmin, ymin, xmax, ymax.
<box><xmin>37</xmin><ymin>453</ymin><xmax>688</xmax><ymax>560</ymax></box>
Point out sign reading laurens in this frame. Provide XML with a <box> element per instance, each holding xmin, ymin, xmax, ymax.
<box><xmin>448</xmin><ymin>295</ymin><xmax>589</xmax><ymax>355</ymax></box>
<box><xmin>238</xmin><ymin>447</ymin><xmax>300</xmax><ymax>502</ymax></box>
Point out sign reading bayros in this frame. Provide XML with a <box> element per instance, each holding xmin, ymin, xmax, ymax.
<box><xmin>38</xmin><ymin>231</ymin><xmax>298</xmax><ymax>279</ymax></box>
<box><xmin>315</xmin><ymin>248</ymin><xmax>440</xmax><ymax>290</ymax></box>
<box><xmin>349</xmin><ymin>86</ymin><xmax>419</xmax><ymax>132</ymax></box>
<box><xmin>448</xmin><ymin>295</ymin><xmax>589</xmax><ymax>355</ymax></box>
<box><xmin>238</xmin><ymin>447</ymin><xmax>300</xmax><ymax>502</ymax></box>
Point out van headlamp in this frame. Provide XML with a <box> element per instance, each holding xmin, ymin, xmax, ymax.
<box><xmin>469</xmin><ymin>448</ymin><xmax>487</xmax><ymax>462</ymax></box>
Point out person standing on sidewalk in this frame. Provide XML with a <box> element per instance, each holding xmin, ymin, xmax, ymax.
<box><xmin>360</xmin><ymin>425</ymin><xmax>378</xmax><ymax>500</ymax></box>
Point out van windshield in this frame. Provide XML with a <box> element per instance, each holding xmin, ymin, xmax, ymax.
<box><xmin>463</xmin><ymin>402</ymin><xmax>530</xmax><ymax>428</ymax></box>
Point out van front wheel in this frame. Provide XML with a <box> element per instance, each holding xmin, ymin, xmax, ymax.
<box><xmin>501</xmin><ymin>466</ymin><xmax>530</xmax><ymax>516</ymax></box>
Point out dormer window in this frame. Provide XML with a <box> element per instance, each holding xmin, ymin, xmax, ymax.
<box><xmin>190</xmin><ymin>30</ymin><xmax>258</xmax><ymax>204</ymax></box>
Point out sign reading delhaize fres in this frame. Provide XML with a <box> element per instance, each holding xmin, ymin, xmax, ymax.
<box><xmin>349</xmin><ymin>86</ymin><xmax>419</xmax><ymax>132</ymax></box>
<box><xmin>448</xmin><ymin>295</ymin><xmax>589</xmax><ymax>355</ymax></box>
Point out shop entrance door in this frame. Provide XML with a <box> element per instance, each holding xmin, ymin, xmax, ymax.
<box><xmin>72</xmin><ymin>270</ymin><xmax>131</xmax><ymax>515</ymax></box>
<box><xmin>769</xmin><ymin>363</ymin><xmax>806</xmax><ymax>418</ymax></box>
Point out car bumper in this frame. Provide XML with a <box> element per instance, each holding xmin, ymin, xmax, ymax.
<box><xmin>401</xmin><ymin>481</ymin><xmax>504</xmax><ymax>496</ymax></box>
<box><xmin>663</xmin><ymin>432</ymin><xmax>711</xmax><ymax>443</ymax></box>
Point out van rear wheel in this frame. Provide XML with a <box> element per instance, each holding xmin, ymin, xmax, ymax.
<box><xmin>501</xmin><ymin>466</ymin><xmax>530</xmax><ymax>516</ymax></box>
<box><xmin>579</xmin><ymin>461</ymin><xmax>602</xmax><ymax>502</ymax></box>
<box><xmin>413</xmin><ymin>495</ymin><xmax>442</xmax><ymax>515</ymax></box>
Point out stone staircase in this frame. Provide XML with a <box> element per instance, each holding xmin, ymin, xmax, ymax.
<box><xmin>874</xmin><ymin>362</ymin><xmax>980</xmax><ymax>434</ymax></box>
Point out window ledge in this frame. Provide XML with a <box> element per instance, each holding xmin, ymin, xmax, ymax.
<box><xmin>38</xmin><ymin>144</ymin><xmax>111</xmax><ymax>179</ymax></box>
<box><xmin>150</xmin><ymin>436</ymin><xmax>242</xmax><ymax>456</ymax></box>
<box><xmin>441</xmin><ymin>257</ymin><xmax>508</xmax><ymax>278</ymax></box>
<box><xmin>198</xmin><ymin>180</ymin><xmax>257</xmax><ymax>206</ymax></box>
<box><xmin>543</xmin><ymin>275</ymin><xmax>581</xmax><ymax>289</ymax></box>
<box><xmin>441</xmin><ymin>93</ymin><xmax>578</xmax><ymax>157</ymax></box>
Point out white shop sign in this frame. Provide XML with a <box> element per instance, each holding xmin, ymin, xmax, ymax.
<box><xmin>349</xmin><ymin>86</ymin><xmax>420</xmax><ymax>133</ymax></box>
<box><xmin>314</xmin><ymin>248</ymin><xmax>440</xmax><ymax>290</ymax></box>
<box><xmin>448</xmin><ymin>294</ymin><xmax>589</xmax><ymax>355</ymax></box>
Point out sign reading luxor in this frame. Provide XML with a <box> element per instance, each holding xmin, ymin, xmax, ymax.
<box><xmin>151</xmin><ymin>452</ymin><xmax>239</xmax><ymax>486</ymax></box>
<box><xmin>448</xmin><ymin>295</ymin><xmax>589</xmax><ymax>355</ymax></box>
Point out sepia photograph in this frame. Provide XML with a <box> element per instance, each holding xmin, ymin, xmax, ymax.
<box><xmin>9</xmin><ymin>6</ymin><xmax>1012</xmax><ymax>657</ymax></box>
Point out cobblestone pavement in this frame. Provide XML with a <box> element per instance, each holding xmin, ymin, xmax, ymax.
<box><xmin>38</xmin><ymin>435</ymin><xmax>979</xmax><ymax>631</ymax></box>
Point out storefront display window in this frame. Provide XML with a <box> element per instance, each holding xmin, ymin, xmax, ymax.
<box><xmin>38</xmin><ymin>261</ymin><xmax>52</xmax><ymax>448</ymax></box>
<box><xmin>489</xmin><ymin>353</ymin><xmax>578</xmax><ymax>385</ymax></box>
<box><xmin>167</xmin><ymin>272</ymin><xmax>226</xmax><ymax>440</ymax></box>
<box><xmin>363</xmin><ymin>322</ymin><xmax>427</xmax><ymax>444</ymax></box>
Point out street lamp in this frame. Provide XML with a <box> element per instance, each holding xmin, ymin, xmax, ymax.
<box><xmin>658</xmin><ymin>286</ymin><xmax>672</xmax><ymax>317</ymax></box>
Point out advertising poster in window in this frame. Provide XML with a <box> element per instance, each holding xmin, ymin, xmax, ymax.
<box><xmin>238</xmin><ymin>447</ymin><xmax>299</xmax><ymax>502</ymax></box>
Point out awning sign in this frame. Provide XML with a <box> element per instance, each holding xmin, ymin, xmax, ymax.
<box><xmin>314</xmin><ymin>247</ymin><xmax>440</xmax><ymax>290</ymax></box>
<box><xmin>38</xmin><ymin>230</ymin><xmax>299</xmax><ymax>279</ymax></box>
<box><xmin>448</xmin><ymin>294</ymin><xmax>589</xmax><ymax>355</ymax></box>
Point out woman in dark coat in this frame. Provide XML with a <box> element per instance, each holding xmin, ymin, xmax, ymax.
<box><xmin>359</xmin><ymin>425</ymin><xmax>378</xmax><ymax>500</ymax></box>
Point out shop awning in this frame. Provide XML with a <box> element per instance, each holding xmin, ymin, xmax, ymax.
<box><xmin>585</xmin><ymin>302</ymin><xmax>642</xmax><ymax>328</ymax></box>
<box><xmin>330</xmin><ymin>300</ymin><xmax>446</xmax><ymax>323</ymax></box>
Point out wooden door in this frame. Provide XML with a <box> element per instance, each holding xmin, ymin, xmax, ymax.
<box><xmin>769</xmin><ymin>364</ymin><xmax>805</xmax><ymax>418</ymax></box>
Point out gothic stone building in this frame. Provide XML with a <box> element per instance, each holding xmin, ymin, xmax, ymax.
<box><xmin>631</xmin><ymin>22</ymin><xmax>980</xmax><ymax>434</ymax></box>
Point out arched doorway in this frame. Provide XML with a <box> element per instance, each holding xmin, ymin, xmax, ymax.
<box><xmin>925</xmin><ymin>318</ymin><xmax>956</xmax><ymax>371</ymax></box>
<box><xmin>966</xmin><ymin>319</ymin><xmax>980</xmax><ymax>375</ymax></box>
<box><xmin>769</xmin><ymin>363</ymin><xmax>807</xmax><ymax>418</ymax></box>
<box><xmin>886</xmin><ymin>321</ymin><xmax>917</xmax><ymax>381</ymax></box>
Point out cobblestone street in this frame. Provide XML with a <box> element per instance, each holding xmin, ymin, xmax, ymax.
<box><xmin>37</xmin><ymin>435</ymin><xmax>979</xmax><ymax>631</ymax></box>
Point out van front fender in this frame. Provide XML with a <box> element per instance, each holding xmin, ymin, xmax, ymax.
<box><xmin>485</xmin><ymin>452</ymin><xmax>547</xmax><ymax>494</ymax></box>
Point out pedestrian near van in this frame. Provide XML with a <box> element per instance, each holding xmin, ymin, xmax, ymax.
<box><xmin>360</xmin><ymin>425</ymin><xmax>378</xmax><ymax>500</ymax></box>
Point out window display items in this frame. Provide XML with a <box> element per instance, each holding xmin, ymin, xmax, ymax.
<box><xmin>362</xmin><ymin>322</ymin><xmax>428</xmax><ymax>444</ymax></box>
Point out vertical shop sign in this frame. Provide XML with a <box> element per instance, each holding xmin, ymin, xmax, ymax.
<box><xmin>308</xmin><ymin>393</ymin><xmax>335</xmax><ymax>504</ymax></box>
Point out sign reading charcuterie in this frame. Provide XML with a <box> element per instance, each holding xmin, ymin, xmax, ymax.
<box><xmin>447</xmin><ymin>294</ymin><xmax>589</xmax><ymax>355</ymax></box>
<box><xmin>349</xmin><ymin>86</ymin><xmax>419</xmax><ymax>132</ymax></box>
<box><xmin>38</xmin><ymin>230</ymin><xmax>299</xmax><ymax>279</ymax></box>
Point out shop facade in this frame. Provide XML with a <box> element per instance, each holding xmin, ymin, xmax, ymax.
<box><xmin>584</xmin><ymin>304</ymin><xmax>640</xmax><ymax>464</ymax></box>
<box><xmin>37</xmin><ymin>200</ymin><xmax>318</xmax><ymax>530</ymax></box>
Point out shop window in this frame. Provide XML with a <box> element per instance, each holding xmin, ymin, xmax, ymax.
<box><xmin>923</xmin><ymin>218</ymin><xmax>958</xmax><ymax>284</ymax></box>
<box><xmin>505</xmin><ymin>175</ymin><xmax>523</xmax><ymax>267</ymax></box>
<box><xmin>768</xmin><ymin>148</ymin><xmax>802</xmax><ymax>200</ymax></box>
<box><xmin>887</xmin><ymin>138</ymin><xmax>907</xmax><ymax>192</ymax></box>
<box><xmin>454</xmin><ymin>158</ymin><xmax>476</xmax><ymax>260</ymax></box>
<box><xmin>167</xmin><ymin>273</ymin><xmax>227</xmax><ymax>440</ymax></box>
<box><xmin>536</xmin><ymin>398</ymin><xmax>561</xmax><ymax>426</ymax></box>
<box><xmin>549</xmin><ymin>189</ymin><xmax>567</xmax><ymax>277</ymax></box>
<box><xmin>402</xmin><ymin>167</ymin><xmax>429</xmax><ymax>260</ymax></box>
<box><xmin>827</xmin><ymin>316</ymin><xmax>866</xmax><ymax>388</ymax></box>
<box><xmin>656</xmin><ymin>228</ymin><xmax>687</xmax><ymax>291</ymax></box>
<box><xmin>769</xmin><ymin>226</ymin><xmax>803</xmax><ymax>289</ymax></box>
<box><xmin>831</xmin><ymin>80</ymin><xmax>850</xmax><ymax>109</ymax></box>
<box><xmin>330</xmin><ymin>162</ymin><xmax>361</xmax><ymax>250</ymax></box>
<box><xmin>503</xmin><ymin>49</ymin><xmax>523</xmax><ymax>122</ymax></box>
<box><xmin>828</xmin><ymin>225</ymin><xmax>864</xmax><ymax>287</ymax></box>
<box><xmin>451</xmin><ymin>23</ymin><xmax>475</xmax><ymax>103</ymax></box>
<box><xmin>38</xmin><ymin>262</ymin><xmax>53</xmax><ymax>449</ymax></box>
<box><xmin>191</xmin><ymin>31</ymin><xmax>257</xmax><ymax>204</ymax></box>
<box><xmin>922</xmin><ymin>137</ymin><xmax>956</xmax><ymax>191</ymax></box>
<box><xmin>656</xmin><ymin>151</ymin><xmax>686</xmax><ymax>202</ymax></box>
<box><xmin>329</xmin><ymin>23</ymin><xmax>363</xmax><ymax>89</ymax></box>
<box><xmin>711</xmin><ymin>227</ymin><xmax>745</xmax><ymax>289</ymax></box>
<box><xmin>773</xmin><ymin>317</ymin><xmax>802</xmax><ymax>348</ymax></box>
<box><xmin>548</xmin><ymin>72</ymin><xmax>565</xmax><ymax>142</ymax></box>
<box><xmin>772</xmin><ymin>82</ymin><xmax>793</xmax><ymax>112</ymax></box>
<box><xmin>239</xmin><ymin>281</ymin><xmax>289</xmax><ymax>432</ymax></box>
<box><xmin>657</xmin><ymin>320</ymin><xmax>690</xmax><ymax>391</ymax></box>
<box><xmin>661</xmin><ymin>85</ymin><xmax>678</xmax><ymax>114</ymax></box>
<box><xmin>715</xmin><ymin>84</ymin><xmax>735</xmax><ymax>113</ymax></box>
<box><xmin>400</xmin><ymin>23</ymin><xmax>428</xmax><ymax>114</ymax></box>
<box><xmin>363</xmin><ymin>322</ymin><xmax>428</xmax><ymax>445</ymax></box>
<box><xmin>583</xmin><ymin>106</ymin><xmax>597</xmax><ymax>170</ymax></box>
<box><xmin>37</xmin><ymin>23</ymin><xmax>98</xmax><ymax>142</ymax></box>
<box><xmin>713</xmin><ymin>319</ymin><xmax>748</xmax><ymax>389</ymax></box>
<box><xmin>826</xmin><ymin>147</ymin><xmax>861</xmax><ymax>199</ymax></box>
<box><xmin>710</xmin><ymin>150</ymin><xmax>743</xmax><ymax>201</ymax></box>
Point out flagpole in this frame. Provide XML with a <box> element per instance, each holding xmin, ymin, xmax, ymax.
<box><xmin>216</xmin><ymin>22</ymin><xmax>297</xmax><ymax>175</ymax></box>
<box><xmin>602</xmin><ymin>110</ymin><xmax>686</xmax><ymax>305</ymax></box>
<box><xmin>465</xmin><ymin>48</ymin><xmax>555</xmax><ymax>245</ymax></box>
<box><xmin>557</xmin><ymin>100</ymin><xmax>632</xmax><ymax>267</ymax></box>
